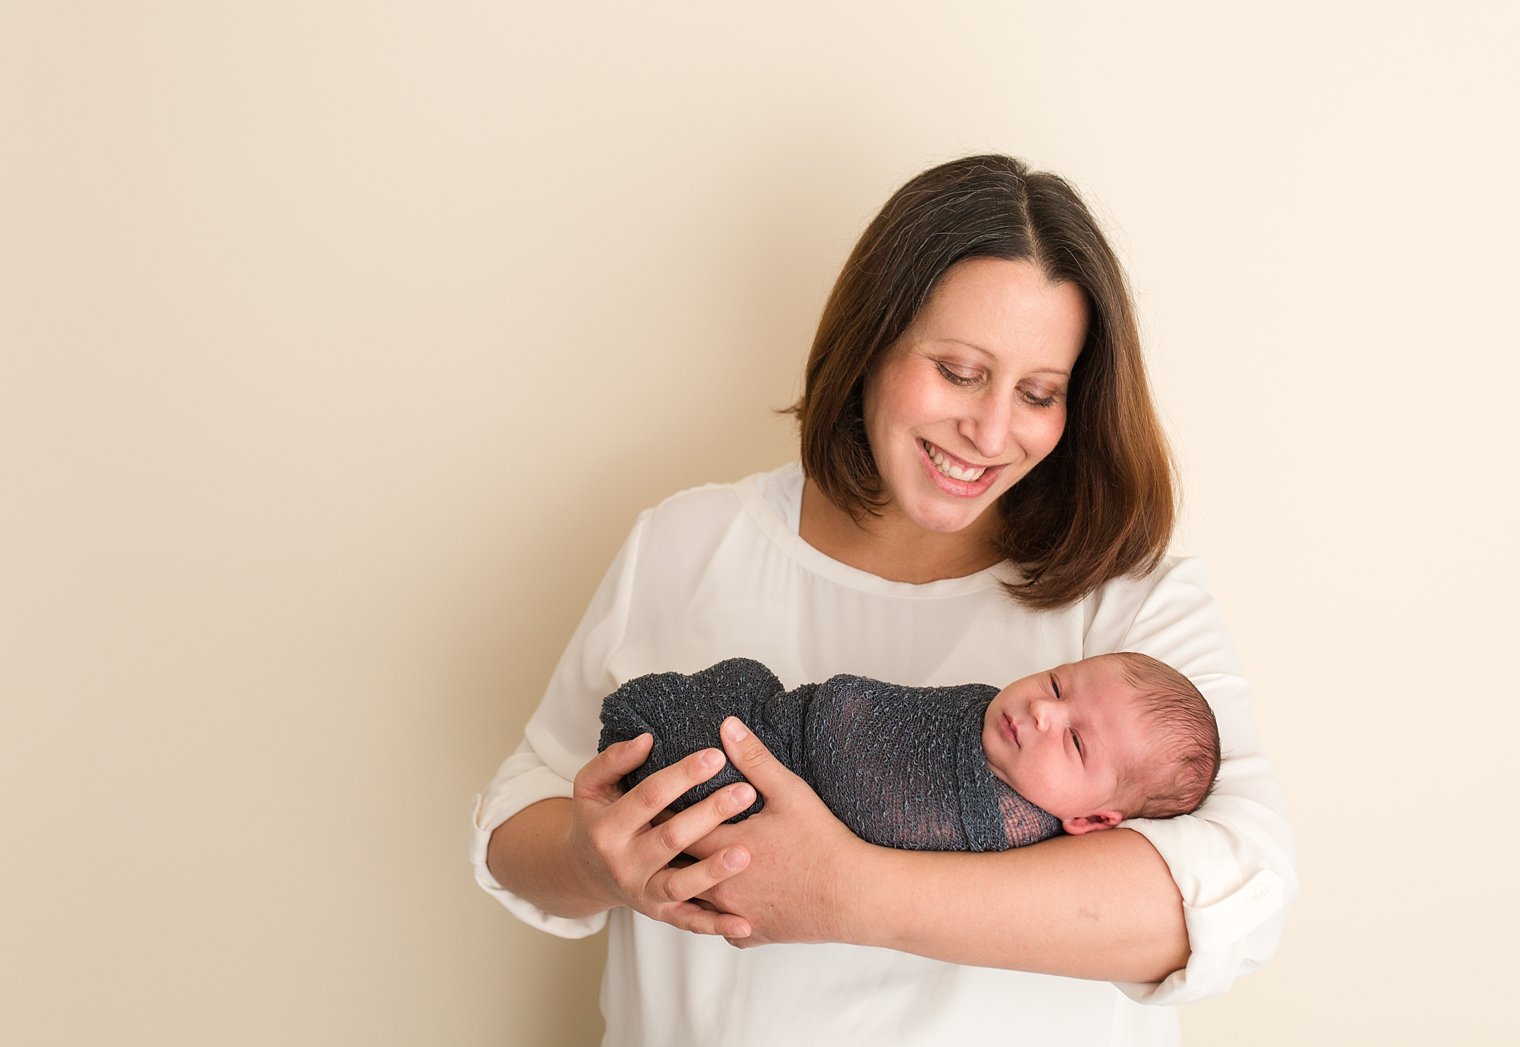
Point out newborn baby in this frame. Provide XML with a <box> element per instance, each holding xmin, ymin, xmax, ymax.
<box><xmin>598</xmin><ymin>652</ymin><xmax>1220</xmax><ymax>851</ymax></box>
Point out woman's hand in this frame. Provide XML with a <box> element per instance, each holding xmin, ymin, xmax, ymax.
<box><xmin>563</xmin><ymin>733</ymin><xmax>758</xmax><ymax>938</ymax></box>
<box><xmin>688</xmin><ymin>717</ymin><xmax>871</xmax><ymax>947</ymax></box>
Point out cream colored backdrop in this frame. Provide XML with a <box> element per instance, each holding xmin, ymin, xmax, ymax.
<box><xmin>4</xmin><ymin>3</ymin><xmax>1515</xmax><ymax>1044</ymax></box>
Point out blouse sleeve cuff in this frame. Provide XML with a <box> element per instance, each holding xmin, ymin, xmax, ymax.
<box><xmin>468</xmin><ymin>763</ymin><xmax>608</xmax><ymax>940</ymax></box>
<box><xmin>1114</xmin><ymin>812</ymin><xmax>1294</xmax><ymax>1005</ymax></box>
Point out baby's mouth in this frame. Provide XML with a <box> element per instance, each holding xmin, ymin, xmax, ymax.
<box><xmin>1004</xmin><ymin>713</ymin><xmax>1020</xmax><ymax>748</ymax></box>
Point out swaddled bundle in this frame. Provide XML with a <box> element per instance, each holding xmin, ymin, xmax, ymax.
<box><xmin>597</xmin><ymin>657</ymin><xmax>1062</xmax><ymax>851</ymax></box>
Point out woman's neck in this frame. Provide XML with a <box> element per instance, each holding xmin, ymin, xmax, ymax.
<box><xmin>798</xmin><ymin>478</ymin><xmax>1003</xmax><ymax>583</ymax></box>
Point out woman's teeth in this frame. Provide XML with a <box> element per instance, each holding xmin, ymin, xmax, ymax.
<box><xmin>926</xmin><ymin>443</ymin><xmax>986</xmax><ymax>482</ymax></box>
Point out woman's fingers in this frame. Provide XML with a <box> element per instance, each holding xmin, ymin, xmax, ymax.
<box><xmin>608</xmin><ymin>745</ymin><xmax>729</xmax><ymax>834</ymax></box>
<box><xmin>626</xmin><ymin>783</ymin><xmax>755</xmax><ymax>936</ymax></box>
<box><xmin>684</xmin><ymin>717</ymin><xmax>864</xmax><ymax>946</ymax></box>
<box><xmin>718</xmin><ymin>716</ymin><xmax>805</xmax><ymax>798</ymax></box>
<box><xmin>573</xmin><ymin>732</ymin><xmax>653</xmax><ymax>801</ymax></box>
<box><xmin>650</xmin><ymin>849</ymin><xmax>754</xmax><ymax>939</ymax></box>
<box><xmin>568</xmin><ymin>738</ymin><xmax>755</xmax><ymax>934</ymax></box>
<box><xmin>662</xmin><ymin>902</ymin><xmax>752</xmax><ymax>939</ymax></box>
<box><xmin>680</xmin><ymin>717</ymin><xmax>795</xmax><ymax>864</ymax></box>
<box><xmin>641</xmin><ymin>778</ymin><xmax>755</xmax><ymax>861</ymax></box>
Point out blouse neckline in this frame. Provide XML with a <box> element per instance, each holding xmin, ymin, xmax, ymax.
<box><xmin>738</xmin><ymin>463</ymin><xmax>1014</xmax><ymax>599</ymax></box>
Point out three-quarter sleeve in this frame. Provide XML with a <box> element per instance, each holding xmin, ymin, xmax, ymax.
<box><xmin>468</xmin><ymin>513</ymin><xmax>648</xmax><ymax>938</ymax></box>
<box><xmin>1086</xmin><ymin>557</ymin><xmax>1298</xmax><ymax>1004</ymax></box>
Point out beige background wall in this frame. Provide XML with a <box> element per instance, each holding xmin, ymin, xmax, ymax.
<box><xmin>4</xmin><ymin>3</ymin><xmax>1515</xmax><ymax>1044</ymax></box>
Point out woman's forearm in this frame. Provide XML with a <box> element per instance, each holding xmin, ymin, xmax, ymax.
<box><xmin>487</xmin><ymin>797</ymin><xmax>613</xmax><ymax>919</ymax></box>
<box><xmin>846</xmin><ymin>828</ymin><xmax>1188</xmax><ymax>981</ymax></box>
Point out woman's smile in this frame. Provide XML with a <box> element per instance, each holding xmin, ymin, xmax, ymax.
<box><xmin>918</xmin><ymin>439</ymin><xmax>1002</xmax><ymax>495</ymax></box>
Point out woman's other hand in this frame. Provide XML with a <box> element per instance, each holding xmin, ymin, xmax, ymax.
<box><xmin>565</xmin><ymin>734</ymin><xmax>757</xmax><ymax>937</ymax></box>
<box><xmin>691</xmin><ymin>717</ymin><xmax>870</xmax><ymax>947</ymax></box>
<box><xmin>488</xmin><ymin>735</ymin><xmax>757</xmax><ymax>938</ymax></box>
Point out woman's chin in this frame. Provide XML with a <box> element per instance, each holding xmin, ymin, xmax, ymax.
<box><xmin>900</xmin><ymin>499</ymin><xmax>996</xmax><ymax>537</ymax></box>
<box><xmin>877</xmin><ymin>466</ymin><xmax>1011</xmax><ymax>538</ymax></box>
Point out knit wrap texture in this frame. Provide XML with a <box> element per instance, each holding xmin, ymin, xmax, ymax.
<box><xmin>597</xmin><ymin>657</ymin><xmax>1063</xmax><ymax>852</ymax></box>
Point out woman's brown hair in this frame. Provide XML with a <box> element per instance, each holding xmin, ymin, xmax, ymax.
<box><xmin>792</xmin><ymin>155</ymin><xmax>1175</xmax><ymax>609</ymax></box>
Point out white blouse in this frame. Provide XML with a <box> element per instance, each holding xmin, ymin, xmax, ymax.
<box><xmin>471</xmin><ymin>464</ymin><xmax>1296</xmax><ymax>1046</ymax></box>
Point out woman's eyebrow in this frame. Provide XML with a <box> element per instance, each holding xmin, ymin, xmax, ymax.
<box><xmin>926</xmin><ymin>337</ymin><xmax>995</xmax><ymax>358</ymax></box>
<box><xmin>925</xmin><ymin>338</ymin><xmax>1072</xmax><ymax>377</ymax></box>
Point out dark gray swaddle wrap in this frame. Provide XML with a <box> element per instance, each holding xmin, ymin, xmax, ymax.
<box><xmin>597</xmin><ymin>657</ymin><xmax>1063</xmax><ymax>851</ymax></box>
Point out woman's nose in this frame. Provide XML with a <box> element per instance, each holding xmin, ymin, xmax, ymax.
<box><xmin>958</xmin><ymin>394</ymin><xmax>1011</xmax><ymax>459</ymax></box>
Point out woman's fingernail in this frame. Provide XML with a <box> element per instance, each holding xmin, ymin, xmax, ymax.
<box><xmin>723</xmin><ymin>717</ymin><xmax>749</xmax><ymax>742</ymax></box>
<box><xmin>701</xmin><ymin>748</ymin><xmax>724</xmax><ymax>771</ymax></box>
<box><xmin>730</xmin><ymin>784</ymin><xmax>755</xmax><ymax>809</ymax></box>
<box><xmin>723</xmin><ymin>848</ymin><xmax>749</xmax><ymax>870</ymax></box>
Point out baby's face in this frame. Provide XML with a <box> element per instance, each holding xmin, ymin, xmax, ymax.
<box><xmin>981</xmin><ymin>655</ymin><xmax>1146</xmax><ymax>827</ymax></box>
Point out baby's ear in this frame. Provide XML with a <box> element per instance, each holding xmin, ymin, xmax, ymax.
<box><xmin>1061</xmin><ymin>810</ymin><xmax>1123</xmax><ymax>836</ymax></box>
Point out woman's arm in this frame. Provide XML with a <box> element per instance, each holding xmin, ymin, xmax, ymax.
<box><xmin>865</xmin><ymin>832</ymin><xmax>1186</xmax><ymax>980</ymax></box>
<box><xmin>486</xmin><ymin>733</ymin><xmax>758</xmax><ymax>938</ymax></box>
<box><xmin>698</xmin><ymin>557</ymin><xmax>1296</xmax><ymax>997</ymax></box>
<box><xmin>698</xmin><ymin>717</ymin><xmax>1186</xmax><ymax>981</ymax></box>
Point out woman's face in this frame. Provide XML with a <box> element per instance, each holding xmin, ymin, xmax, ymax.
<box><xmin>862</xmin><ymin>257</ymin><xmax>1088</xmax><ymax>540</ymax></box>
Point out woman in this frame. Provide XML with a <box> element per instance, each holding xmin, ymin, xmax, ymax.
<box><xmin>472</xmin><ymin>155</ymin><xmax>1295</xmax><ymax>1045</ymax></box>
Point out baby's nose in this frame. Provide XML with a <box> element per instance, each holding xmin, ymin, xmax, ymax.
<box><xmin>1030</xmin><ymin>698</ymin><xmax>1054</xmax><ymax>730</ymax></box>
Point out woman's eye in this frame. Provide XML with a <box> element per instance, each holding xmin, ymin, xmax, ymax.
<box><xmin>1020</xmin><ymin>387</ymin><xmax>1058</xmax><ymax>408</ymax></box>
<box><xmin>1070</xmin><ymin>729</ymin><xmax>1084</xmax><ymax>757</ymax></box>
<box><xmin>935</xmin><ymin>361</ymin><xmax>981</xmax><ymax>387</ymax></box>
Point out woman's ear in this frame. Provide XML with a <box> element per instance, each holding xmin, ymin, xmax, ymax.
<box><xmin>1061</xmin><ymin>810</ymin><xmax>1123</xmax><ymax>835</ymax></box>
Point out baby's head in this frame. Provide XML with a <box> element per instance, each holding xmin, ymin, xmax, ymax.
<box><xmin>981</xmin><ymin>652</ymin><xmax>1220</xmax><ymax>835</ymax></box>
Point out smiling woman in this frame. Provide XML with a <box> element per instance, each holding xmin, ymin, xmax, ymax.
<box><xmin>855</xmin><ymin>258</ymin><xmax>1085</xmax><ymax>558</ymax></box>
<box><xmin>473</xmin><ymin>154</ymin><xmax>1295</xmax><ymax>1046</ymax></box>
<box><xmin>792</xmin><ymin>158</ymin><xmax>1177</xmax><ymax>604</ymax></box>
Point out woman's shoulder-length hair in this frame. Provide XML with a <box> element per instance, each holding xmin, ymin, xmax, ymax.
<box><xmin>791</xmin><ymin>154</ymin><xmax>1176</xmax><ymax>610</ymax></box>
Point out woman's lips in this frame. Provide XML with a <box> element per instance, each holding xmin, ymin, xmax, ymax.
<box><xmin>918</xmin><ymin>439</ymin><xmax>1002</xmax><ymax>497</ymax></box>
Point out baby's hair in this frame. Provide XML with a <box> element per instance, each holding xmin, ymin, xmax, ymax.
<box><xmin>1108</xmin><ymin>652</ymin><xmax>1220</xmax><ymax>819</ymax></box>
